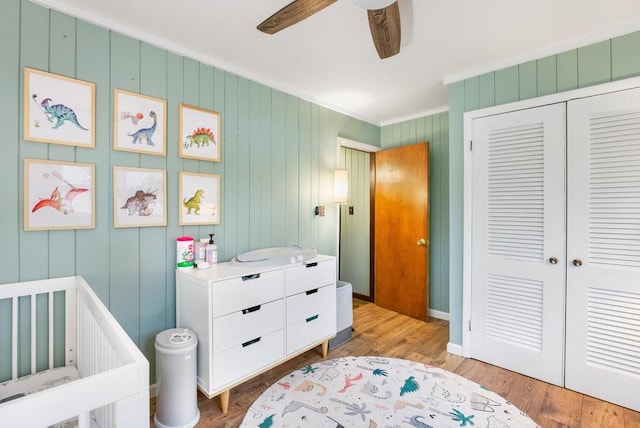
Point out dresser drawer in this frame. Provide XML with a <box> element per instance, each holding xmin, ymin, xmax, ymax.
<box><xmin>212</xmin><ymin>269</ymin><xmax>283</xmax><ymax>316</ymax></box>
<box><xmin>287</xmin><ymin>283</ymin><xmax>335</xmax><ymax>325</ymax></box>
<box><xmin>212</xmin><ymin>329</ymin><xmax>284</xmax><ymax>390</ymax></box>
<box><xmin>213</xmin><ymin>299</ymin><xmax>284</xmax><ymax>352</ymax></box>
<box><xmin>286</xmin><ymin>309</ymin><xmax>335</xmax><ymax>355</ymax></box>
<box><xmin>285</xmin><ymin>258</ymin><xmax>336</xmax><ymax>296</ymax></box>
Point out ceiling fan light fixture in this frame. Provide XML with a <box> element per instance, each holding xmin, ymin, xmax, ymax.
<box><xmin>352</xmin><ymin>0</ymin><xmax>395</xmax><ymax>10</ymax></box>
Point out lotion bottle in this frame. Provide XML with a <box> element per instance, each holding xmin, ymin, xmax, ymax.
<box><xmin>206</xmin><ymin>233</ymin><xmax>218</xmax><ymax>265</ymax></box>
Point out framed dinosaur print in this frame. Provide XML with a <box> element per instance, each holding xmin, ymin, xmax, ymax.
<box><xmin>24</xmin><ymin>158</ymin><xmax>95</xmax><ymax>231</ymax></box>
<box><xmin>113</xmin><ymin>89</ymin><xmax>167</xmax><ymax>156</ymax></box>
<box><xmin>178</xmin><ymin>104</ymin><xmax>221</xmax><ymax>162</ymax></box>
<box><xmin>24</xmin><ymin>67</ymin><xmax>96</xmax><ymax>147</ymax></box>
<box><xmin>114</xmin><ymin>166</ymin><xmax>167</xmax><ymax>228</ymax></box>
<box><xmin>179</xmin><ymin>171</ymin><xmax>220</xmax><ymax>225</ymax></box>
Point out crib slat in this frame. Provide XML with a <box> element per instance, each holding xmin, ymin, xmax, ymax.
<box><xmin>30</xmin><ymin>294</ymin><xmax>36</xmax><ymax>374</ymax></box>
<box><xmin>48</xmin><ymin>291</ymin><xmax>54</xmax><ymax>368</ymax></box>
<box><xmin>11</xmin><ymin>296</ymin><xmax>17</xmax><ymax>379</ymax></box>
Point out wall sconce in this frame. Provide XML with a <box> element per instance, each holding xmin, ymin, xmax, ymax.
<box><xmin>333</xmin><ymin>169</ymin><xmax>349</xmax><ymax>204</ymax></box>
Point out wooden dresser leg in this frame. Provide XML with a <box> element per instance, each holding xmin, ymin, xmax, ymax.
<box><xmin>322</xmin><ymin>340</ymin><xmax>329</xmax><ymax>358</ymax></box>
<box><xmin>220</xmin><ymin>389</ymin><xmax>230</xmax><ymax>414</ymax></box>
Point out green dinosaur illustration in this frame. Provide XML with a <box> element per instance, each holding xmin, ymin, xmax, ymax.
<box><xmin>186</xmin><ymin>127</ymin><xmax>216</xmax><ymax>147</ymax></box>
<box><xmin>183</xmin><ymin>189</ymin><xmax>204</xmax><ymax>215</ymax></box>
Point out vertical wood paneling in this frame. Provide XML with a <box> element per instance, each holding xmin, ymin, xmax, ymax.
<box><xmin>430</xmin><ymin>117</ymin><xmax>442</xmax><ymax>311</ymax></box>
<box><xmin>109</xmin><ymin>32</ymin><xmax>141</xmax><ymax>345</ymax></box>
<box><xmin>298</xmin><ymin>100</ymin><xmax>312</xmax><ymax>248</ymax></box>
<box><xmin>464</xmin><ymin>77</ymin><xmax>480</xmax><ymax>112</ymax></box>
<box><xmin>19</xmin><ymin>0</ymin><xmax>50</xmax><ymax>282</ymax></box>
<box><xmin>578</xmin><ymin>40</ymin><xmax>612</xmax><ymax>88</ymax></box>
<box><xmin>612</xmin><ymin>31</ymin><xmax>640</xmax><ymax>80</ymax></box>
<box><xmin>212</xmin><ymin>68</ymin><xmax>226</xmax><ymax>255</ymax></box>
<box><xmin>537</xmin><ymin>55</ymin><xmax>557</xmax><ymax>97</ymax></box>
<box><xmin>224</xmin><ymin>72</ymin><xmax>239</xmax><ymax>258</ymax></box>
<box><xmin>75</xmin><ymin>21</ymin><xmax>110</xmax><ymax>305</ymax></box>
<box><xmin>237</xmin><ymin>76</ymin><xmax>251</xmax><ymax>253</ymax></box>
<box><xmin>249</xmin><ymin>81</ymin><xmax>262</xmax><ymax>250</ymax></box>
<box><xmin>0</xmin><ymin>0</ymin><xmax>21</xmax><ymax>382</ymax></box>
<box><xmin>495</xmin><ymin>66</ymin><xmax>519</xmax><ymax>105</ymax></box>
<box><xmin>557</xmin><ymin>49</ymin><xmax>578</xmax><ymax>92</ymax></box>
<box><xmin>271</xmin><ymin>90</ymin><xmax>286</xmax><ymax>245</ymax></box>
<box><xmin>440</xmin><ymin>111</ymin><xmax>450</xmax><ymax>313</ymax></box>
<box><xmin>478</xmin><ymin>72</ymin><xmax>495</xmax><ymax>109</ymax></box>
<box><xmin>519</xmin><ymin>60</ymin><xmax>538</xmax><ymax>100</ymax></box>
<box><xmin>260</xmin><ymin>85</ymin><xmax>273</xmax><ymax>248</ymax></box>
<box><xmin>285</xmin><ymin>95</ymin><xmax>299</xmax><ymax>246</ymax></box>
<box><xmin>310</xmin><ymin>103</ymin><xmax>320</xmax><ymax>249</ymax></box>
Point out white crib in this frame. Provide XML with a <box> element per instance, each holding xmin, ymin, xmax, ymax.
<box><xmin>0</xmin><ymin>275</ymin><xmax>149</xmax><ymax>427</ymax></box>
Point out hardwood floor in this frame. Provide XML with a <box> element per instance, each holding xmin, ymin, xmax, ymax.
<box><xmin>150</xmin><ymin>300</ymin><xmax>640</xmax><ymax>427</ymax></box>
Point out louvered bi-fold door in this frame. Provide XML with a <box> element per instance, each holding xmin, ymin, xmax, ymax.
<box><xmin>566</xmin><ymin>88</ymin><xmax>640</xmax><ymax>411</ymax></box>
<box><xmin>470</xmin><ymin>104</ymin><xmax>566</xmax><ymax>386</ymax></box>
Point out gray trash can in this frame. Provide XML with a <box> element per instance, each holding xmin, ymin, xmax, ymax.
<box><xmin>329</xmin><ymin>281</ymin><xmax>353</xmax><ymax>349</ymax></box>
<box><xmin>154</xmin><ymin>328</ymin><xmax>200</xmax><ymax>428</ymax></box>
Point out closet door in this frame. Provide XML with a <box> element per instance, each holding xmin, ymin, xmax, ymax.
<box><xmin>470</xmin><ymin>104</ymin><xmax>566</xmax><ymax>385</ymax></box>
<box><xmin>566</xmin><ymin>88</ymin><xmax>640</xmax><ymax>412</ymax></box>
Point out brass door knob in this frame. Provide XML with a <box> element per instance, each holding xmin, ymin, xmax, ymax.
<box><xmin>549</xmin><ymin>257</ymin><xmax>558</xmax><ymax>265</ymax></box>
<box><xmin>572</xmin><ymin>259</ymin><xmax>583</xmax><ymax>267</ymax></box>
<box><xmin>417</xmin><ymin>238</ymin><xmax>426</xmax><ymax>246</ymax></box>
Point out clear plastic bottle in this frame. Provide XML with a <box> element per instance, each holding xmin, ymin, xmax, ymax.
<box><xmin>205</xmin><ymin>233</ymin><xmax>218</xmax><ymax>265</ymax></box>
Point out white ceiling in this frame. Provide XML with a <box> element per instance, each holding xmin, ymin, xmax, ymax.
<box><xmin>31</xmin><ymin>0</ymin><xmax>640</xmax><ymax>125</ymax></box>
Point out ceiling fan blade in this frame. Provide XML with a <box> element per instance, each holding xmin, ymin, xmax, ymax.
<box><xmin>258</xmin><ymin>0</ymin><xmax>337</xmax><ymax>34</ymax></box>
<box><xmin>367</xmin><ymin>1</ymin><xmax>401</xmax><ymax>59</ymax></box>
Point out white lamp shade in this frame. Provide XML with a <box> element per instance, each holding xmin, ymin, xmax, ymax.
<box><xmin>334</xmin><ymin>169</ymin><xmax>349</xmax><ymax>204</ymax></box>
<box><xmin>351</xmin><ymin>0</ymin><xmax>396</xmax><ymax>10</ymax></box>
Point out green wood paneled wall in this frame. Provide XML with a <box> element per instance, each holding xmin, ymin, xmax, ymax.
<box><xmin>379</xmin><ymin>112</ymin><xmax>450</xmax><ymax>315</ymax></box>
<box><xmin>339</xmin><ymin>148</ymin><xmax>371</xmax><ymax>297</ymax></box>
<box><xmin>0</xmin><ymin>0</ymin><xmax>379</xmax><ymax>382</ymax></box>
<box><xmin>447</xmin><ymin>31</ymin><xmax>640</xmax><ymax>346</ymax></box>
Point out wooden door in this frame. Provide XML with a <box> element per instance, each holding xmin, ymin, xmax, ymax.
<box><xmin>470</xmin><ymin>104</ymin><xmax>566</xmax><ymax>386</ymax></box>
<box><xmin>565</xmin><ymin>88</ymin><xmax>640</xmax><ymax>412</ymax></box>
<box><xmin>374</xmin><ymin>143</ymin><xmax>429</xmax><ymax>321</ymax></box>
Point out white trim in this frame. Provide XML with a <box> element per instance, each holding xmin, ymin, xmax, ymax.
<box><xmin>429</xmin><ymin>309</ymin><xmax>449</xmax><ymax>321</ymax></box>
<box><xmin>337</xmin><ymin>137</ymin><xmax>381</xmax><ymax>153</ymax></box>
<box><xmin>447</xmin><ymin>342</ymin><xmax>464</xmax><ymax>356</ymax></box>
<box><xmin>380</xmin><ymin>106</ymin><xmax>449</xmax><ymax>127</ymax></box>
<box><xmin>444</xmin><ymin>20</ymin><xmax>640</xmax><ymax>85</ymax></box>
<box><xmin>461</xmin><ymin>74</ymin><xmax>640</xmax><ymax>359</ymax></box>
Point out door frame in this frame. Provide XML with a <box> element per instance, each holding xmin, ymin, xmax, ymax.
<box><xmin>461</xmin><ymin>75</ymin><xmax>640</xmax><ymax>358</ymax></box>
<box><xmin>336</xmin><ymin>137</ymin><xmax>380</xmax><ymax>300</ymax></box>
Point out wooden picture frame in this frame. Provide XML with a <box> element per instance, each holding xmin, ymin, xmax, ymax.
<box><xmin>179</xmin><ymin>171</ymin><xmax>220</xmax><ymax>225</ymax></box>
<box><xmin>24</xmin><ymin>67</ymin><xmax>96</xmax><ymax>147</ymax></box>
<box><xmin>113</xmin><ymin>89</ymin><xmax>167</xmax><ymax>156</ymax></box>
<box><xmin>114</xmin><ymin>166</ymin><xmax>167</xmax><ymax>228</ymax></box>
<box><xmin>24</xmin><ymin>158</ymin><xmax>95</xmax><ymax>231</ymax></box>
<box><xmin>178</xmin><ymin>104</ymin><xmax>221</xmax><ymax>162</ymax></box>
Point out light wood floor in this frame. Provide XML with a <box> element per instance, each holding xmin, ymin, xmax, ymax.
<box><xmin>150</xmin><ymin>300</ymin><xmax>640</xmax><ymax>427</ymax></box>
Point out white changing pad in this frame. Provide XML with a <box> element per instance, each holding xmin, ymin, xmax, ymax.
<box><xmin>231</xmin><ymin>245</ymin><xmax>317</xmax><ymax>267</ymax></box>
<box><xmin>0</xmin><ymin>366</ymin><xmax>80</xmax><ymax>405</ymax></box>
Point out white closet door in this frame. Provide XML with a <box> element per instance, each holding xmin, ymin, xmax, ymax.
<box><xmin>471</xmin><ymin>104</ymin><xmax>566</xmax><ymax>385</ymax></box>
<box><xmin>566</xmin><ymin>88</ymin><xmax>640</xmax><ymax>412</ymax></box>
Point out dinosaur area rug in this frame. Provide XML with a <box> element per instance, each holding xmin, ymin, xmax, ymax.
<box><xmin>240</xmin><ymin>356</ymin><xmax>539</xmax><ymax>427</ymax></box>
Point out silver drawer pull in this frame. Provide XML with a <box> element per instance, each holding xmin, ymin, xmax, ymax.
<box><xmin>305</xmin><ymin>314</ymin><xmax>319</xmax><ymax>323</ymax></box>
<box><xmin>242</xmin><ymin>273</ymin><xmax>261</xmax><ymax>281</ymax></box>
<box><xmin>242</xmin><ymin>305</ymin><xmax>261</xmax><ymax>314</ymax></box>
<box><xmin>305</xmin><ymin>288</ymin><xmax>318</xmax><ymax>295</ymax></box>
<box><xmin>242</xmin><ymin>337</ymin><xmax>261</xmax><ymax>347</ymax></box>
<box><xmin>305</xmin><ymin>262</ymin><xmax>318</xmax><ymax>268</ymax></box>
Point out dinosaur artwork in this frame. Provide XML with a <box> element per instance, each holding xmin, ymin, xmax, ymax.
<box><xmin>185</xmin><ymin>127</ymin><xmax>216</xmax><ymax>148</ymax></box>
<box><xmin>183</xmin><ymin>189</ymin><xmax>204</xmax><ymax>215</ymax></box>
<box><xmin>128</xmin><ymin>111</ymin><xmax>157</xmax><ymax>145</ymax></box>
<box><xmin>31</xmin><ymin>170</ymin><xmax>89</xmax><ymax>215</ymax></box>
<box><xmin>121</xmin><ymin>189</ymin><xmax>157</xmax><ymax>216</ymax></box>
<box><xmin>32</xmin><ymin>94</ymin><xmax>88</xmax><ymax>131</ymax></box>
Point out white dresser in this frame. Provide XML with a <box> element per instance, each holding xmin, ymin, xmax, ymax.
<box><xmin>176</xmin><ymin>255</ymin><xmax>336</xmax><ymax>413</ymax></box>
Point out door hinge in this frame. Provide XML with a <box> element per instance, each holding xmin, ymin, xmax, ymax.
<box><xmin>469</xmin><ymin>140</ymin><xmax>473</xmax><ymax>151</ymax></box>
<box><xmin>468</xmin><ymin>320</ymin><xmax>472</xmax><ymax>331</ymax></box>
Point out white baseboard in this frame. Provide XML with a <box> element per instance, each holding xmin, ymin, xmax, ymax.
<box><xmin>447</xmin><ymin>342</ymin><xmax>463</xmax><ymax>356</ymax></box>
<box><xmin>429</xmin><ymin>309</ymin><xmax>449</xmax><ymax>321</ymax></box>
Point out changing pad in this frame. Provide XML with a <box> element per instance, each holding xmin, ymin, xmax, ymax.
<box><xmin>231</xmin><ymin>245</ymin><xmax>317</xmax><ymax>267</ymax></box>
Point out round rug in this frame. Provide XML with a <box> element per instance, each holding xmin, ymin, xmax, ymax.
<box><xmin>240</xmin><ymin>356</ymin><xmax>539</xmax><ymax>427</ymax></box>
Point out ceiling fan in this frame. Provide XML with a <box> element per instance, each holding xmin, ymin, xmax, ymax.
<box><xmin>257</xmin><ymin>0</ymin><xmax>401</xmax><ymax>59</ymax></box>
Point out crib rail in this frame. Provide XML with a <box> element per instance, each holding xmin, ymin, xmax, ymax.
<box><xmin>0</xmin><ymin>276</ymin><xmax>149</xmax><ymax>427</ymax></box>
